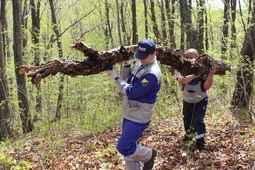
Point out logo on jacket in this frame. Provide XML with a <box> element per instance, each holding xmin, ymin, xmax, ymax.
<box><xmin>141</xmin><ymin>78</ymin><xmax>149</xmax><ymax>86</ymax></box>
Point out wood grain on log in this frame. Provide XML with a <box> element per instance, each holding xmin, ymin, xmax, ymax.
<box><xmin>19</xmin><ymin>41</ymin><xmax>230</xmax><ymax>85</ymax></box>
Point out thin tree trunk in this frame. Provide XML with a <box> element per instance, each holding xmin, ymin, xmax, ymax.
<box><xmin>159</xmin><ymin>0</ymin><xmax>167</xmax><ymax>46</ymax></box>
<box><xmin>104</xmin><ymin>0</ymin><xmax>114</xmax><ymax>49</ymax></box>
<box><xmin>13</xmin><ymin>0</ymin><xmax>33</xmax><ymax>134</ymax></box>
<box><xmin>116</xmin><ymin>0</ymin><xmax>122</xmax><ymax>45</ymax></box>
<box><xmin>22</xmin><ymin>0</ymin><xmax>29</xmax><ymax>50</ymax></box>
<box><xmin>197</xmin><ymin>0</ymin><xmax>205</xmax><ymax>54</ymax></box>
<box><xmin>1</xmin><ymin>0</ymin><xmax>7</xmax><ymax>60</ymax></box>
<box><xmin>205</xmin><ymin>6</ymin><xmax>209</xmax><ymax>51</ymax></box>
<box><xmin>121</xmin><ymin>1</ymin><xmax>131</xmax><ymax>45</ymax></box>
<box><xmin>0</xmin><ymin>0</ymin><xmax>13</xmax><ymax>141</ymax></box>
<box><xmin>180</xmin><ymin>20</ymin><xmax>185</xmax><ymax>51</ymax></box>
<box><xmin>165</xmin><ymin>0</ymin><xmax>176</xmax><ymax>48</ymax></box>
<box><xmin>238</xmin><ymin>0</ymin><xmax>246</xmax><ymax>32</ymax></box>
<box><xmin>31</xmin><ymin>0</ymin><xmax>42</xmax><ymax>120</ymax></box>
<box><xmin>49</xmin><ymin>0</ymin><xmax>64</xmax><ymax>121</ymax></box>
<box><xmin>150</xmin><ymin>0</ymin><xmax>161</xmax><ymax>43</ymax></box>
<box><xmin>143</xmin><ymin>0</ymin><xmax>148</xmax><ymax>39</ymax></box>
<box><xmin>247</xmin><ymin>0</ymin><xmax>252</xmax><ymax>25</ymax></box>
<box><xmin>221</xmin><ymin>0</ymin><xmax>229</xmax><ymax>56</ymax></box>
<box><xmin>230</xmin><ymin>0</ymin><xmax>236</xmax><ymax>49</ymax></box>
<box><xmin>103</xmin><ymin>1</ymin><xmax>109</xmax><ymax>50</ymax></box>
<box><xmin>132</xmin><ymin>0</ymin><xmax>138</xmax><ymax>44</ymax></box>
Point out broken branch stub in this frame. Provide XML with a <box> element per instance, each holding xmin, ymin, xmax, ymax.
<box><xmin>19</xmin><ymin>41</ymin><xmax>230</xmax><ymax>84</ymax></box>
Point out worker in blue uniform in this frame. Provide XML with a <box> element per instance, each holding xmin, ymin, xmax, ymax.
<box><xmin>177</xmin><ymin>48</ymin><xmax>217</xmax><ymax>151</ymax></box>
<box><xmin>106</xmin><ymin>39</ymin><xmax>162</xmax><ymax>170</ymax></box>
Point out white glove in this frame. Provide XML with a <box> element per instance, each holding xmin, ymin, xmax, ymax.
<box><xmin>105</xmin><ymin>65</ymin><xmax>118</xmax><ymax>80</ymax></box>
<box><xmin>124</xmin><ymin>58</ymin><xmax>135</xmax><ymax>66</ymax></box>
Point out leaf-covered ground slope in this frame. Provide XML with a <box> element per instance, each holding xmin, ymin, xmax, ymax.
<box><xmin>1</xmin><ymin>111</ymin><xmax>254</xmax><ymax>169</ymax></box>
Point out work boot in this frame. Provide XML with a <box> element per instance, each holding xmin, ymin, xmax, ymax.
<box><xmin>196</xmin><ymin>144</ymin><xmax>208</xmax><ymax>152</ymax></box>
<box><xmin>143</xmin><ymin>148</ymin><xmax>157</xmax><ymax>170</ymax></box>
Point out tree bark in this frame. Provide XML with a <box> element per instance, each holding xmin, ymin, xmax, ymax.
<box><xmin>0</xmin><ymin>0</ymin><xmax>13</xmax><ymax>140</ymax></box>
<box><xmin>197</xmin><ymin>0</ymin><xmax>205</xmax><ymax>53</ymax></box>
<box><xmin>105</xmin><ymin>0</ymin><xmax>114</xmax><ymax>49</ymax></box>
<box><xmin>19</xmin><ymin>41</ymin><xmax>230</xmax><ymax>85</ymax></box>
<box><xmin>159</xmin><ymin>0</ymin><xmax>167</xmax><ymax>46</ymax></box>
<box><xmin>49</xmin><ymin>0</ymin><xmax>64</xmax><ymax>121</ymax></box>
<box><xmin>116</xmin><ymin>0</ymin><xmax>122</xmax><ymax>45</ymax></box>
<box><xmin>230</xmin><ymin>0</ymin><xmax>237</xmax><ymax>49</ymax></box>
<box><xmin>120</xmin><ymin>0</ymin><xmax>129</xmax><ymax>45</ymax></box>
<box><xmin>165</xmin><ymin>0</ymin><xmax>176</xmax><ymax>48</ymax></box>
<box><xmin>22</xmin><ymin>0</ymin><xmax>29</xmax><ymax>49</ymax></box>
<box><xmin>221</xmin><ymin>0</ymin><xmax>229</xmax><ymax>56</ymax></box>
<box><xmin>132</xmin><ymin>0</ymin><xmax>138</xmax><ymax>44</ymax></box>
<box><xmin>31</xmin><ymin>0</ymin><xmax>42</xmax><ymax>119</ymax></box>
<box><xmin>180</xmin><ymin>0</ymin><xmax>198</xmax><ymax>50</ymax></box>
<box><xmin>205</xmin><ymin>6</ymin><xmax>209</xmax><ymax>51</ymax></box>
<box><xmin>238</xmin><ymin>0</ymin><xmax>246</xmax><ymax>32</ymax></box>
<box><xmin>150</xmin><ymin>0</ymin><xmax>161</xmax><ymax>42</ymax></box>
<box><xmin>1</xmin><ymin>0</ymin><xmax>7</xmax><ymax>59</ymax></box>
<box><xmin>143</xmin><ymin>0</ymin><xmax>148</xmax><ymax>39</ymax></box>
<box><xmin>13</xmin><ymin>0</ymin><xmax>33</xmax><ymax>134</ymax></box>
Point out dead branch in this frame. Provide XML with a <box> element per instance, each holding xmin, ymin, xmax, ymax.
<box><xmin>19</xmin><ymin>41</ymin><xmax>230</xmax><ymax>85</ymax></box>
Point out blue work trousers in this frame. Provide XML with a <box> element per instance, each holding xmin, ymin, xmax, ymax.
<box><xmin>183</xmin><ymin>97</ymin><xmax>208</xmax><ymax>148</ymax></box>
<box><xmin>117</xmin><ymin>118</ymin><xmax>150</xmax><ymax>156</ymax></box>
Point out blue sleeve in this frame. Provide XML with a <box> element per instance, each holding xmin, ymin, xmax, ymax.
<box><xmin>126</xmin><ymin>73</ymin><xmax>158</xmax><ymax>100</ymax></box>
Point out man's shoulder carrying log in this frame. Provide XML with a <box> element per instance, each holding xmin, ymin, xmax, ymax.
<box><xmin>19</xmin><ymin>41</ymin><xmax>230</xmax><ymax>85</ymax></box>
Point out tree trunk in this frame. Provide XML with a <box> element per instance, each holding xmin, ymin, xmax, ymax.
<box><xmin>143</xmin><ymin>0</ymin><xmax>148</xmax><ymax>39</ymax></box>
<box><xmin>1</xmin><ymin>0</ymin><xmax>7</xmax><ymax>59</ymax></box>
<box><xmin>150</xmin><ymin>0</ymin><xmax>161</xmax><ymax>43</ymax></box>
<box><xmin>104</xmin><ymin>1</ymin><xmax>110</xmax><ymax>50</ymax></box>
<box><xmin>231</xmin><ymin>1</ymin><xmax>255</xmax><ymax>110</ymax></box>
<box><xmin>180</xmin><ymin>19</ymin><xmax>185</xmax><ymax>51</ymax></box>
<box><xmin>31</xmin><ymin>0</ymin><xmax>42</xmax><ymax>120</ymax></box>
<box><xmin>159</xmin><ymin>0</ymin><xmax>167</xmax><ymax>46</ymax></box>
<box><xmin>104</xmin><ymin>0</ymin><xmax>114</xmax><ymax>49</ymax></box>
<box><xmin>238</xmin><ymin>0</ymin><xmax>246</xmax><ymax>32</ymax></box>
<box><xmin>20</xmin><ymin>41</ymin><xmax>230</xmax><ymax>85</ymax></box>
<box><xmin>221</xmin><ymin>0</ymin><xmax>229</xmax><ymax>56</ymax></box>
<box><xmin>0</xmin><ymin>0</ymin><xmax>13</xmax><ymax>140</ymax></box>
<box><xmin>197</xmin><ymin>0</ymin><xmax>205</xmax><ymax>53</ymax></box>
<box><xmin>132</xmin><ymin>0</ymin><xmax>138</xmax><ymax>44</ymax></box>
<box><xmin>205</xmin><ymin>6</ymin><xmax>209</xmax><ymax>51</ymax></box>
<box><xmin>12</xmin><ymin>0</ymin><xmax>33</xmax><ymax>134</ymax></box>
<box><xmin>247</xmin><ymin>0</ymin><xmax>252</xmax><ymax>25</ymax></box>
<box><xmin>116</xmin><ymin>0</ymin><xmax>122</xmax><ymax>45</ymax></box>
<box><xmin>120</xmin><ymin>1</ymin><xmax>129</xmax><ymax>45</ymax></box>
<box><xmin>230</xmin><ymin>0</ymin><xmax>237</xmax><ymax>49</ymax></box>
<box><xmin>165</xmin><ymin>0</ymin><xmax>176</xmax><ymax>48</ymax></box>
<box><xmin>180</xmin><ymin>0</ymin><xmax>198</xmax><ymax>50</ymax></box>
<box><xmin>49</xmin><ymin>0</ymin><xmax>64</xmax><ymax>121</ymax></box>
<box><xmin>22</xmin><ymin>0</ymin><xmax>29</xmax><ymax>49</ymax></box>
<box><xmin>105</xmin><ymin>0</ymin><xmax>114</xmax><ymax>49</ymax></box>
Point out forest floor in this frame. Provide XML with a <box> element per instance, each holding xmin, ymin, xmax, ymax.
<box><xmin>1</xmin><ymin>109</ymin><xmax>255</xmax><ymax>170</ymax></box>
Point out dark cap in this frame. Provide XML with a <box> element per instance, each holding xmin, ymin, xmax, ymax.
<box><xmin>134</xmin><ymin>39</ymin><xmax>156</xmax><ymax>59</ymax></box>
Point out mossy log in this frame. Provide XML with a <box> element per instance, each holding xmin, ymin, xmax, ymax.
<box><xmin>19</xmin><ymin>41</ymin><xmax>230</xmax><ymax>85</ymax></box>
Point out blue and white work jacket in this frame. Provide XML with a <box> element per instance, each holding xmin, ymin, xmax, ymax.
<box><xmin>115</xmin><ymin>57</ymin><xmax>162</xmax><ymax>123</ymax></box>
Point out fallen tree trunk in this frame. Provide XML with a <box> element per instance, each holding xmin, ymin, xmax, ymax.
<box><xmin>19</xmin><ymin>41</ymin><xmax>230</xmax><ymax>85</ymax></box>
